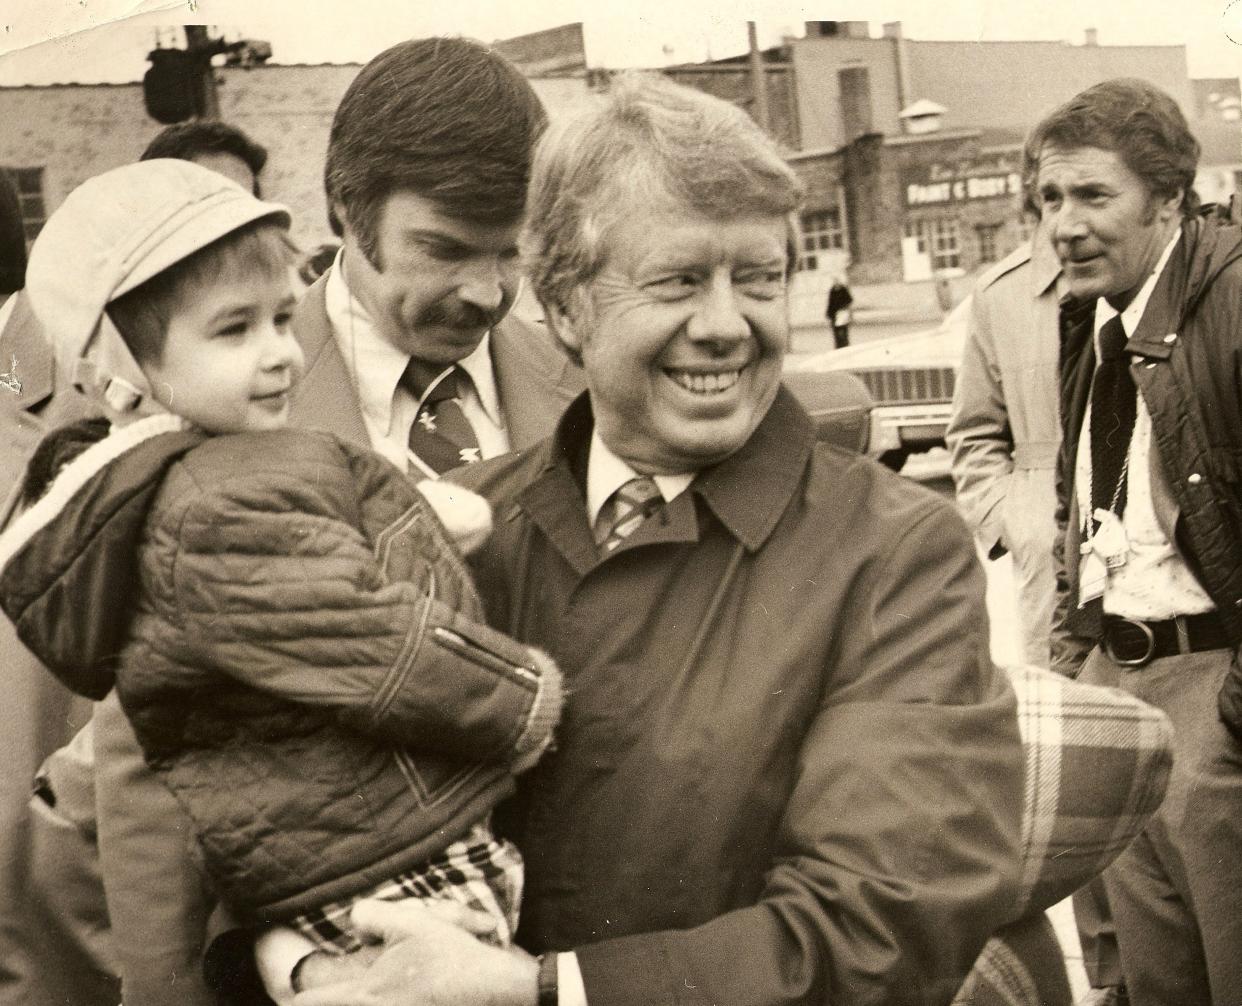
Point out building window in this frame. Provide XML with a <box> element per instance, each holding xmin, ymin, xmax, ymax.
<box><xmin>3</xmin><ymin>167</ymin><xmax>47</xmax><ymax>243</ymax></box>
<box><xmin>798</xmin><ymin>207</ymin><xmax>845</xmax><ymax>271</ymax></box>
<box><xmin>904</xmin><ymin>217</ymin><xmax>961</xmax><ymax>271</ymax></box>
<box><xmin>976</xmin><ymin>223</ymin><xmax>1002</xmax><ymax>264</ymax></box>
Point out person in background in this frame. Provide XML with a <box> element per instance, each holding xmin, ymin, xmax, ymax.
<box><xmin>0</xmin><ymin>116</ymin><xmax>278</xmax><ymax>1006</ymax></box>
<box><xmin>0</xmin><ymin>168</ymin><xmax>24</xmax><ymax>303</ymax></box>
<box><xmin>1040</xmin><ymin>78</ymin><xmax>1242</xmax><ymax>1004</ymax></box>
<box><xmin>0</xmin><ymin>167</ymin><xmax>120</xmax><ymax>1006</ymax></box>
<box><xmin>287</xmin><ymin>71</ymin><xmax>1026</xmax><ymax>1006</ymax></box>
<box><xmin>946</xmin><ymin>206</ymin><xmax>1128</xmax><ymax>1004</ymax></box>
<box><xmin>826</xmin><ymin>273</ymin><xmax>853</xmax><ymax>348</ymax></box>
<box><xmin>140</xmin><ymin>118</ymin><xmax>269</xmax><ymax>196</ymax></box>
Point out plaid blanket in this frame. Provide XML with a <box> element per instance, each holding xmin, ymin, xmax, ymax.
<box><xmin>288</xmin><ymin>821</ymin><xmax>522</xmax><ymax>954</ymax></box>
<box><xmin>953</xmin><ymin>664</ymin><xmax>1173</xmax><ymax>1006</ymax></box>
<box><xmin>1005</xmin><ymin>664</ymin><xmax>1173</xmax><ymax>917</ymax></box>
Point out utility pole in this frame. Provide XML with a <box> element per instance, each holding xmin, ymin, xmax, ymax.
<box><xmin>184</xmin><ymin>26</ymin><xmax>221</xmax><ymax>119</ymax></box>
<box><xmin>747</xmin><ymin>22</ymin><xmax>770</xmax><ymax>133</ymax></box>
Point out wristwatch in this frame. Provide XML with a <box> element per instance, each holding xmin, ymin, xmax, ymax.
<box><xmin>536</xmin><ymin>952</ymin><xmax>559</xmax><ymax>1005</ymax></box>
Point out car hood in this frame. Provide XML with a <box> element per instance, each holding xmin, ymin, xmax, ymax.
<box><xmin>788</xmin><ymin>298</ymin><xmax>971</xmax><ymax>374</ymax></box>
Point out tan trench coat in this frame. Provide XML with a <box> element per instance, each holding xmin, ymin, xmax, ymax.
<box><xmin>947</xmin><ymin>238</ymin><xmax>1063</xmax><ymax>667</ymax></box>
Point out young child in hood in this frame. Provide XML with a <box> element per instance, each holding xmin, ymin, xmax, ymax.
<box><xmin>0</xmin><ymin>160</ymin><xmax>561</xmax><ymax>971</ymax></box>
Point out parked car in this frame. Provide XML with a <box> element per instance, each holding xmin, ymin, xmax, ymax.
<box><xmin>782</xmin><ymin>368</ymin><xmax>874</xmax><ymax>455</ymax></box>
<box><xmin>785</xmin><ymin>297</ymin><xmax>971</xmax><ymax>470</ymax></box>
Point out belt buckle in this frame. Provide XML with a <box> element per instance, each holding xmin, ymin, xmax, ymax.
<box><xmin>1105</xmin><ymin>617</ymin><xmax>1157</xmax><ymax>667</ymax></box>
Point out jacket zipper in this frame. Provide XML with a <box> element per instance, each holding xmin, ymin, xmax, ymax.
<box><xmin>432</xmin><ymin>627</ymin><xmax>539</xmax><ymax>686</ymax></box>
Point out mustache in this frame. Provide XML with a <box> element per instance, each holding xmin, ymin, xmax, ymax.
<box><xmin>418</xmin><ymin>300</ymin><xmax>505</xmax><ymax>331</ymax></box>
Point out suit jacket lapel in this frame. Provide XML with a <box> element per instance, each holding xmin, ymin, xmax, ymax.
<box><xmin>288</xmin><ymin>274</ymin><xmax>371</xmax><ymax>449</ymax></box>
<box><xmin>2</xmin><ymin>291</ymin><xmax>54</xmax><ymax>415</ymax></box>
<box><xmin>1</xmin><ymin>291</ymin><xmax>96</xmax><ymax>525</ymax></box>
<box><xmin>490</xmin><ymin>315</ymin><xmax>583</xmax><ymax>450</ymax></box>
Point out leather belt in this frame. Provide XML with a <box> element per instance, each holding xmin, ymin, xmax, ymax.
<box><xmin>1102</xmin><ymin>612</ymin><xmax>1230</xmax><ymax>667</ymax></box>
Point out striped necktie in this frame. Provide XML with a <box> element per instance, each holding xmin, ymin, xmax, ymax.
<box><xmin>404</xmin><ymin>364</ymin><xmax>482</xmax><ymax>475</ymax></box>
<box><xmin>594</xmin><ymin>476</ymin><xmax>663</xmax><ymax>554</ymax></box>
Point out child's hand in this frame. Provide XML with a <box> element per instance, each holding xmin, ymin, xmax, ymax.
<box><xmin>415</xmin><ymin>480</ymin><xmax>493</xmax><ymax>555</ymax></box>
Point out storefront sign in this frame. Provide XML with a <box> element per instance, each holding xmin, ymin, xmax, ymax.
<box><xmin>902</xmin><ymin>157</ymin><xmax>1022</xmax><ymax>208</ymax></box>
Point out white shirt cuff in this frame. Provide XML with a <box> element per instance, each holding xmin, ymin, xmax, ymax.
<box><xmin>255</xmin><ymin>925</ymin><xmax>317</xmax><ymax>1006</ymax></box>
<box><xmin>558</xmin><ymin>951</ymin><xmax>588</xmax><ymax>1006</ymax></box>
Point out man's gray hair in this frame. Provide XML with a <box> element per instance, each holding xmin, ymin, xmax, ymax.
<box><xmin>521</xmin><ymin>72</ymin><xmax>804</xmax><ymax>318</ymax></box>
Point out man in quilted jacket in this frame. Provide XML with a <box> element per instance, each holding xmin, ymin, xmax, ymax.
<box><xmin>1040</xmin><ymin>78</ymin><xmax>1242</xmax><ymax>1004</ymax></box>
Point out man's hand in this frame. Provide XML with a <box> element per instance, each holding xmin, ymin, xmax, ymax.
<box><xmin>293</xmin><ymin>944</ymin><xmax>383</xmax><ymax>994</ymax></box>
<box><xmin>293</xmin><ymin>899</ymin><xmax>538</xmax><ymax>1006</ymax></box>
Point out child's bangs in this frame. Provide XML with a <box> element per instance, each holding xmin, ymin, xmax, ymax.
<box><xmin>185</xmin><ymin>220</ymin><xmax>294</xmax><ymax>292</ymax></box>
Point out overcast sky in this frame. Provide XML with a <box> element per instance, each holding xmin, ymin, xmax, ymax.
<box><xmin>1</xmin><ymin>0</ymin><xmax>1239</xmax><ymax>86</ymax></box>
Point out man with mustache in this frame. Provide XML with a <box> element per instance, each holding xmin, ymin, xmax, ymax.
<box><xmin>290</xmin><ymin>36</ymin><xmax>581</xmax><ymax>478</ymax></box>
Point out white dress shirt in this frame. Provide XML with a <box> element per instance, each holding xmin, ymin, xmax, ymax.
<box><xmin>1074</xmin><ymin>228</ymin><xmax>1215</xmax><ymax>619</ymax></box>
<box><xmin>586</xmin><ymin>430</ymin><xmax>695</xmax><ymax>527</ymax></box>
<box><xmin>323</xmin><ymin>251</ymin><xmax>510</xmax><ymax>476</ymax></box>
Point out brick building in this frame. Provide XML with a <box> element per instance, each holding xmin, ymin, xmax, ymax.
<box><xmin>1</xmin><ymin>20</ymin><xmax>1237</xmax><ymax>301</ymax></box>
<box><xmin>0</xmin><ymin>62</ymin><xmax>600</xmax><ymax>254</ymax></box>
<box><xmin>677</xmin><ymin>21</ymin><xmax>1238</xmax><ymax>290</ymax></box>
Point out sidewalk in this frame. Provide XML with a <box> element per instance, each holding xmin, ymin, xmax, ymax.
<box><xmin>848</xmin><ymin>274</ymin><xmax>976</xmax><ymax>327</ymax></box>
<box><xmin>1049</xmin><ymin>898</ymin><xmax>1091</xmax><ymax>1002</ymax></box>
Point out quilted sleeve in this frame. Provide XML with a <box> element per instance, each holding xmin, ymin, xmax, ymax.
<box><xmin>139</xmin><ymin>448</ymin><xmax>560</xmax><ymax>767</ymax></box>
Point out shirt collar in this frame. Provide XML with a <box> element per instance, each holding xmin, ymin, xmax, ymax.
<box><xmin>324</xmin><ymin>252</ymin><xmax>407</xmax><ymax>438</ymax></box>
<box><xmin>456</xmin><ymin>336</ymin><xmax>503</xmax><ymax>427</ymax></box>
<box><xmin>585</xmin><ymin>430</ymin><xmax>694</xmax><ymax>525</ymax></box>
<box><xmin>325</xmin><ymin>248</ymin><xmax>503</xmax><ymax>431</ymax></box>
<box><xmin>543</xmin><ymin>387</ymin><xmax>814</xmax><ymax>554</ymax></box>
<box><xmin>1094</xmin><ymin>227</ymin><xmax>1182</xmax><ymax>337</ymax></box>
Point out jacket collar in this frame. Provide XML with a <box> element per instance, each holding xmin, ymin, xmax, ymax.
<box><xmin>517</xmin><ymin>386</ymin><xmax>814</xmax><ymax>575</ymax></box>
<box><xmin>1030</xmin><ymin>233</ymin><xmax>1062</xmax><ymax>298</ymax></box>
<box><xmin>690</xmin><ymin>386</ymin><xmax>814</xmax><ymax>552</ymax></box>
<box><xmin>1125</xmin><ymin>222</ymin><xmax>1195</xmax><ymax>361</ymax></box>
<box><xmin>288</xmin><ymin>273</ymin><xmax>373</xmax><ymax>449</ymax></box>
<box><xmin>1128</xmin><ymin>215</ymin><xmax>1242</xmax><ymax>360</ymax></box>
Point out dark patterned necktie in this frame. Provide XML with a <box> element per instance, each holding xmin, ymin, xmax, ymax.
<box><xmin>404</xmin><ymin>364</ymin><xmax>481</xmax><ymax>475</ymax></box>
<box><xmin>594</xmin><ymin>477</ymin><xmax>663</xmax><ymax>554</ymax></box>
<box><xmin>1088</xmin><ymin>315</ymin><xmax>1136</xmax><ymax>530</ymax></box>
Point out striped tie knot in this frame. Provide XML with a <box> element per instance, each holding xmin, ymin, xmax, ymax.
<box><xmin>595</xmin><ymin>476</ymin><xmax>663</xmax><ymax>553</ymax></box>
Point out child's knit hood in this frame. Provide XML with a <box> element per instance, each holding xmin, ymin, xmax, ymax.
<box><xmin>0</xmin><ymin>414</ymin><xmax>206</xmax><ymax>698</ymax></box>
